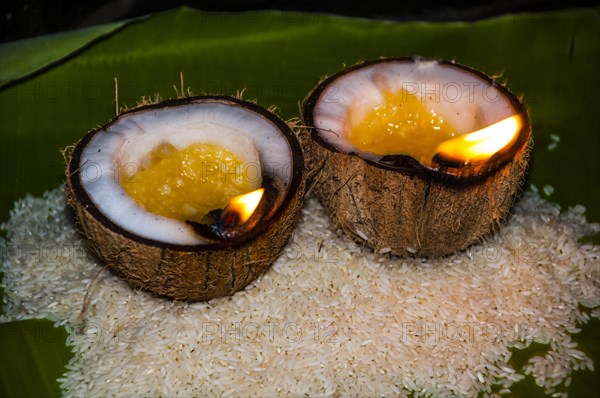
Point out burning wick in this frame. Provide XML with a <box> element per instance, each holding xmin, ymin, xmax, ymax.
<box><xmin>434</xmin><ymin>114</ymin><xmax>522</xmax><ymax>163</ymax></box>
<box><xmin>221</xmin><ymin>188</ymin><xmax>265</xmax><ymax>227</ymax></box>
<box><xmin>187</xmin><ymin>184</ymin><xmax>274</xmax><ymax>241</ymax></box>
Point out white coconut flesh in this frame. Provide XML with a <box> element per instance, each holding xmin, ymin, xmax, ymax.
<box><xmin>311</xmin><ymin>59</ymin><xmax>517</xmax><ymax>164</ymax></box>
<box><xmin>79</xmin><ymin>101</ymin><xmax>294</xmax><ymax>245</ymax></box>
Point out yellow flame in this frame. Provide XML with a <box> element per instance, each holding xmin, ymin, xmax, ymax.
<box><xmin>435</xmin><ymin>114</ymin><xmax>522</xmax><ymax>163</ymax></box>
<box><xmin>223</xmin><ymin>188</ymin><xmax>265</xmax><ymax>224</ymax></box>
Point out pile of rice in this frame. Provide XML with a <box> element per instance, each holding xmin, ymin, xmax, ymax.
<box><xmin>1</xmin><ymin>187</ymin><xmax>598</xmax><ymax>397</ymax></box>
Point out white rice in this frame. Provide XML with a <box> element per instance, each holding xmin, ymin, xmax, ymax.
<box><xmin>547</xmin><ymin>134</ymin><xmax>560</xmax><ymax>151</ymax></box>
<box><xmin>1</xmin><ymin>187</ymin><xmax>598</xmax><ymax>397</ymax></box>
<box><xmin>543</xmin><ymin>184</ymin><xmax>555</xmax><ymax>196</ymax></box>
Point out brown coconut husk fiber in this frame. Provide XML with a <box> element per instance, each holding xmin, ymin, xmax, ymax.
<box><xmin>65</xmin><ymin>96</ymin><xmax>305</xmax><ymax>301</ymax></box>
<box><xmin>301</xmin><ymin>58</ymin><xmax>532</xmax><ymax>257</ymax></box>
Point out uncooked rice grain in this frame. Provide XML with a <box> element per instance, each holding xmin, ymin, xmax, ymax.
<box><xmin>1</xmin><ymin>187</ymin><xmax>599</xmax><ymax>397</ymax></box>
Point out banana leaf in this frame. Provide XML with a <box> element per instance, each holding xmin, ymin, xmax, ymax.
<box><xmin>0</xmin><ymin>319</ymin><xmax>71</xmax><ymax>398</ymax></box>
<box><xmin>0</xmin><ymin>18</ymin><xmax>142</xmax><ymax>88</ymax></box>
<box><xmin>0</xmin><ymin>7</ymin><xmax>598</xmax><ymax>397</ymax></box>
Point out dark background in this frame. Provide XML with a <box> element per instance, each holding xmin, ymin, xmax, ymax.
<box><xmin>2</xmin><ymin>0</ymin><xmax>599</xmax><ymax>43</ymax></box>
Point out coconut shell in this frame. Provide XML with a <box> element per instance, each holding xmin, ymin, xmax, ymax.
<box><xmin>301</xmin><ymin>58</ymin><xmax>532</xmax><ymax>257</ymax></box>
<box><xmin>65</xmin><ymin>96</ymin><xmax>305</xmax><ymax>301</ymax></box>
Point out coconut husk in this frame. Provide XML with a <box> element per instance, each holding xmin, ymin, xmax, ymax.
<box><xmin>300</xmin><ymin>58</ymin><xmax>532</xmax><ymax>257</ymax></box>
<box><xmin>65</xmin><ymin>96</ymin><xmax>305</xmax><ymax>301</ymax></box>
<box><xmin>299</xmin><ymin>129</ymin><xmax>531</xmax><ymax>257</ymax></box>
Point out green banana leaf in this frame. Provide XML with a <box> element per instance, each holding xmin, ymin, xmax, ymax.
<box><xmin>0</xmin><ymin>7</ymin><xmax>598</xmax><ymax>397</ymax></box>
<box><xmin>0</xmin><ymin>18</ymin><xmax>142</xmax><ymax>89</ymax></box>
<box><xmin>0</xmin><ymin>319</ymin><xmax>71</xmax><ymax>398</ymax></box>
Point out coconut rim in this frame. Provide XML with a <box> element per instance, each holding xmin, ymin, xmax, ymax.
<box><xmin>302</xmin><ymin>56</ymin><xmax>531</xmax><ymax>183</ymax></box>
<box><xmin>68</xmin><ymin>95</ymin><xmax>304</xmax><ymax>252</ymax></box>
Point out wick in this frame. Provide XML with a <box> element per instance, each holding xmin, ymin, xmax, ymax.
<box><xmin>222</xmin><ymin>211</ymin><xmax>240</xmax><ymax>228</ymax></box>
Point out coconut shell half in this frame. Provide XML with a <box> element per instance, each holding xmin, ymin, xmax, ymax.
<box><xmin>66</xmin><ymin>96</ymin><xmax>304</xmax><ymax>301</ymax></box>
<box><xmin>301</xmin><ymin>58</ymin><xmax>532</xmax><ymax>257</ymax></box>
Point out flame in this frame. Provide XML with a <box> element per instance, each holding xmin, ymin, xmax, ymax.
<box><xmin>435</xmin><ymin>114</ymin><xmax>522</xmax><ymax>163</ymax></box>
<box><xmin>222</xmin><ymin>188</ymin><xmax>265</xmax><ymax>224</ymax></box>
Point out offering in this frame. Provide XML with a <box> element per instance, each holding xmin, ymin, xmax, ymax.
<box><xmin>302</xmin><ymin>57</ymin><xmax>532</xmax><ymax>257</ymax></box>
<box><xmin>65</xmin><ymin>96</ymin><xmax>305</xmax><ymax>301</ymax></box>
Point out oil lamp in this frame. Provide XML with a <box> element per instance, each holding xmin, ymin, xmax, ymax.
<box><xmin>301</xmin><ymin>57</ymin><xmax>532</xmax><ymax>257</ymax></box>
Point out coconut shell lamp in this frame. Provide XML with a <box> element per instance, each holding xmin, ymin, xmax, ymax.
<box><xmin>301</xmin><ymin>57</ymin><xmax>532</xmax><ymax>257</ymax></box>
<box><xmin>66</xmin><ymin>96</ymin><xmax>304</xmax><ymax>301</ymax></box>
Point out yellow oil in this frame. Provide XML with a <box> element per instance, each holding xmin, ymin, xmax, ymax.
<box><xmin>121</xmin><ymin>143</ymin><xmax>256</xmax><ymax>222</ymax></box>
<box><xmin>348</xmin><ymin>89</ymin><xmax>458</xmax><ymax>163</ymax></box>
